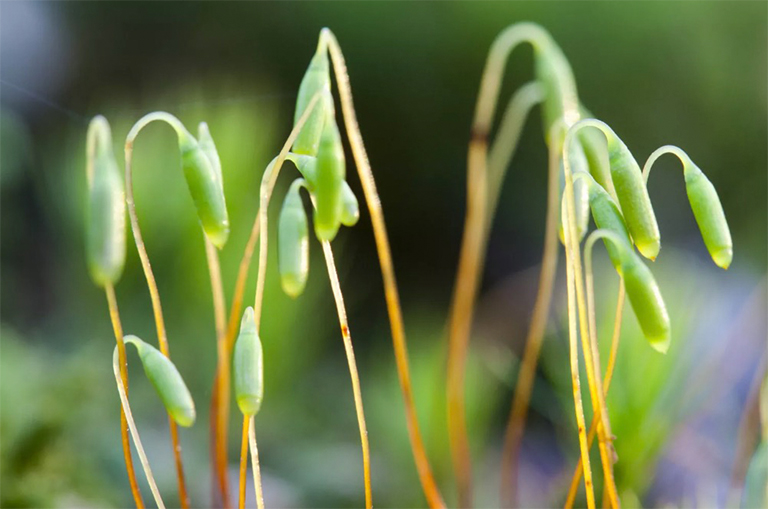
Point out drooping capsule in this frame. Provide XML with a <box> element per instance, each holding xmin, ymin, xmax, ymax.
<box><xmin>197</xmin><ymin>121</ymin><xmax>223</xmax><ymax>188</ymax></box>
<box><xmin>293</xmin><ymin>41</ymin><xmax>332</xmax><ymax>157</ymax></box>
<box><xmin>579</xmin><ymin>130</ymin><xmax>613</xmax><ymax>195</ymax></box>
<box><xmin>232</xmin><ymin>307</ymin><xmax>264</xmax><ymax>416</ymax></box>
<box><xmin>683</xmin><ymin>162</ymin><xmax>733</xmax><ymax>269</ymax></box>
<box><xmin>177</xmin><ymin>130</ymin><xmax>230</xmax><ymax>249</ymax></box>
<box><xmin>578</xmin><ymin>173</ymin><xmax>631</xmax><ymax>272</ymax></box>
<box><xmin>124</xmin><ymin>335</ymin><xmax>196</xmax><ymax>427</ymax></box>
<box><xmin>340</xmin><ymin>181</ymin><xmax>360</xmax><ymax>227</ymax></box>
<box><xmin>604</xmin><ymin>129</ymin><xmax>661</xmax><ymax>260</ymax></box>
<box><xmin>86</xmin><ymin>116</ymin><xmax>126</xmax><ymax>287</ymax></box>
<box><xmin>278</xmin><ymin>180</ymin><xmax>309</xmax><ymax>298</ymax></box>
<box><xmin>620</xmin><ymin>251</ymin><xmax>671</xmax><ymax>353</ymax></box>
<box><xmin>313</xmin><ymin>102</ymin><xmax>346</xmax><ymax>241</ymax></box>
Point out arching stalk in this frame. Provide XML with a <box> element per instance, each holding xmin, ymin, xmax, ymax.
<box><xmin>105</xmin><ymin>284</ymin><xmax>146</xmax><ymax>508</ymax></box>
<box><xmin>124</xmin><ymin>113</ymin><xmax>195</xmax><ymax>508</ymax></box>
<box><xmin>321</xmin><ymin>28</ymin><xmax>446</xmax><ymax>509</ymax></box>
<box><xmin>564</xmin><ymin>283</ymin><xmax>625</xmax><ymax>509</ymax></box>
<box><xmin>321</xmin><ymin>240</ymin><xmax>373</xmax><ymax>509</ymax></box>
<box><xmin>112</xmin><ymin>348</ymin><xmax>166</xmax><ymax>509</ymax></box>
<box><xmin>449</xmin><ymin>23</ymin><xmax>579</xmax><ymax>506</ymax></box>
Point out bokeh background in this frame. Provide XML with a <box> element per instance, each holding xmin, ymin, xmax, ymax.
<box><xmin>1</xmin><ymin>2</ymin><xmax>766</xmax><ymax>508</ymax></box>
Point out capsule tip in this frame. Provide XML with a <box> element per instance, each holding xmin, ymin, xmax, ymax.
<box><xmin>174</xmin><ymin>406</ymin><xmax>197</xmax><ymax>428</ymax></box>
<box><xmin>205</xmin><ymin>222</ymin><xmax>230</xmax><ymax>250</ymax></box>
<box><xmin>241</xmin><ymin>307</ymin><xmax>256</xmax><ymax>330</ymax></box>
<box><xmin>636</xmin><ymin>238</ymin><xmax>661</xmax><ymax>261</ymax></box>
<box><xmin>236</xmin><ymin>395</ymin><xmax>263</xmax><ymax>417</ymax></box>
<box><xmin>314</xmin><ymin>221</ymin><xmax>340</xmax><ymax>242</ymax></box>
<box><xmin>713</xmin><ymin>247</ymin><xmax>733</xmax><ymax>270</ymax></box>
<box><xmin>281</xmin><ymin>274</ymin><xmax>307</xmax><ymax>299</ymax></box>
<box><xmin>648</xmin><ymin>333</ymin><xmax>670</xmax><ymax>355</ymax></box>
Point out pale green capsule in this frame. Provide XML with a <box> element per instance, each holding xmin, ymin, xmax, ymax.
<box><xmin>313</xmin><ymin>105</ymin><xmax>345</xmax><ymax>241</ymax></box>
<box><xmin>233</xmin><ymin>307</ymin><xmax>264</xmax><ymax>416</ymax></box>
<box><xmin>340</xmin><ymin>181</ymin><xmax>360</xmax><ymax>227</ymax></box>
<box><xmin>197</xmin><ymin>122</ymin><xmax>223</xmax><ymax>188</ymax></box>
<box><xmin>684</xmin><ymin>162</ymin><xmax>732</xmax><ymax>269</ymax></box>
<box><xmin>86</xmin><ymin>116</ymin><xmax>126</xmax><ymax>287</ymax></box>
<box><xmin>293</xmin><ymin>43</ymin><xmax>331</xmax><ymax>156</ymax></box>
<box><xmin>578</xmin><ymin>173</ymin><xmax>631</xmax><ymax>272</ymax></box>
<box><xmin>558</xmin><ymin>138</ymin><xmax>590</xmax><ymax>244</ymax></box>
<box><xmin>605</xmin><ymin>132</ymin><xmax>660</xmax><ymax>260</ymax></box>
<box><xmin>178</xmin><ymin>131</ymin><xmax>230</xmax><ymax>249</ymax></box>
<box><xmin>124</xmin><ymin>335</ymin><xmax>196</xmax><ymax>427</ymax></box>
<box><xmin>620</xmin><ymin>253</ymin><xmax>671</xmax><ymax>353</ymax></box>
<box><xmin>278</xmin><ymin>179</ymin><xmax>309</xmax><ymax>298</ymax></box>
<box><xmin>579</xmin><ymin>130</ymin><xmax>612</xmax><ymax>194</ymax></box>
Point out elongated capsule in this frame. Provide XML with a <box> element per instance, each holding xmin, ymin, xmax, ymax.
<box><xmin>124</xmin><ymin>335</ymin><xmax>196</xmax><ymax>427</ymax></box>
<box><xmin>340</xmin><ymin>181</ymin><xmax>360</xmax><ymax>227</ymax></box>
<box><xmin>233</xmin><ymin>307</ymin><xmax>264</xmax><ymax>416</ymax></box>
<box><xmin>197</xmin><ymin>122</ymin><xmax>223</xmax><ymax>188</ymax></box>
<box><xmin>178</xmin><ymin>130</ymin><xmax>230</xmax><ymax>249</ymax></box>
<box><xmin>605</xmin><ymin>130</ymin><xmax>660</xmax><ymax>260</ymax></box>
<box><xmin>313</xmin><ymin>103</ymin><xmax>345</xmax><ymax>241</ymax></box>
<box><xmin>578</xmin><ymin>173</ymin><xmax>632</xmax><ymax>272</ymax></box>
<box><xmin>620</xmin><ymin>249</ymin><xmax>671</xmax><ymax>353</ymax></box>
<box><xmin>279</xmin><ymin>180</ymin><xmax>309</xmax><ymax>297</ymax></box>
<box><xmin>86</xmin><ymin>116</ymin><xmax>126</xmax><ymax>287</ymax></box>
<box><xmin>293</xmin><ymin>42</ymin><xmax>331</xmax><ymax>156</ymax></box>
<box><xmin>559</xmin><ymin>138</ymin><xmax>590</xmax><ymax>244</ymax></box>
<box><xmin>684</xmin><ymin>162</ymin><xmax>732</xmax><ymax>269</ymax></box>
<box><xmin>579</xmin><ymin>131</ymin><xmax>613</xmax><ymax>194</ymax></box>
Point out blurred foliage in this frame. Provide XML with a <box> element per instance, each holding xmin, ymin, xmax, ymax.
<box><xmin>1</xmin><ymin>2</ymin><xmax>766</xmax><ymax>508</ymax></box>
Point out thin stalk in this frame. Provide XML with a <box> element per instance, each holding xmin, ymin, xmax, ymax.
<box><xmin>563</xmin><ymin>227</ymin><xmax>596</xmax><ymax>509</ymax></box>
<box><xmin>564</xmin><ymin>282</ymin><xmax>625</xmax><ymax>509</ymax></box>
<box><xmin>212</xmin><ymin>207</ymin><xmax>263</xmax><ymax>505</ymax></box>
<box><xmin>125</xmin><ymin>125</ymin><xmax>190</xmax><ymax>508</ymax></box>
<box><xmin>641</xmin><ymin>145</ymin><xmax>690</xmax><ymax>183</ymax></box>
<box><xmin>252</xmin><ymin>92</ymin><xmax>322</xmax><ymax>327</ymax></box>
<box><xmin>105</xmin><ymin>284</ymin><xmax>146</xmax><ymax>509</ymax></box>
<box><xmin>248</xmin><ymin>417</ymin><xmax>266</xmax><ymax>509</ymax></box>
<box><xmin>321</xmin><ymin>28</ymin><xmax>446</xmax><ymax>509</ymax></box>
<box><xmin>321</xmin><ymin>240</ymin><xmax>373</xmax><ymax>509</ymax></box>
<box><xmin>112</xmin><ymin>348</ymin><xmax>166</xmax><ymax>509</ymax></box>
<box><xmin>562</xmin><ymin>125</ymin><xmax>619</xmax><ymax>508</ymax></box>
<box><xmin>238</xmin><ymin>415</ymin><xmax>249</xmax><ymax>509</ymax></box>
<box><xmin>205</xmin><ymin>235</ymin><xmax>231</xmax><ymax>509</ymax></box>
<box><xmin>582</xmin><ymin>232</ymin><xmax>624</xmax><ymax>508</ymax></box>
<box><xmin>499</xmin><ymin>121</ymin><xmax>562</xmax><ymax>508</ymax></box>
<box><xmin>449</xmin><ymin>23</ymin><xmax>579</xmax><ymax>506</ymax></box>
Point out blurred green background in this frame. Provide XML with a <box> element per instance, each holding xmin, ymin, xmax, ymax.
<box><xmin>1</xmin><ymin>2</ymin><xmax>766</xmax><ymax>508</ymax></box>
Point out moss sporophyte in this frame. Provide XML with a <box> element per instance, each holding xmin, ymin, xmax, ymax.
<box><xmin>85</xmin><ymin>22</ymin><xmax>733</xmax><ymax>509</ymax></box>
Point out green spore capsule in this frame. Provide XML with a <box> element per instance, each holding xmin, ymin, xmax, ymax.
<box><xmin>578</xmin><ymin>173</ymin><xmax>631</xmax><ymax>272</ymax></box>
<box><xmin>293</xmin><ymin>41</ymin><xmax>331</xmax><ymax>156</ymax></box>
<box><xmin>178</xmin><ymin>130</ymin><xmax>230</xmax><ymax>249</ymax></box>
<box><xmin>86</xmin><ymin>116</ymin><xmax>126</xmax><ymax>287</ymax></box>
<box><xmin>558</xmin><ymin>138</ymin><xmax>590</xmax><ymax>244</ymax></box>
<box><xmin>684</xmin><ymin>162</ymin><xmax>732</xmax><ymax>269</ymax></box>
<box><xmin>278</xmin><ymin>179</ymin><xmax>310</xmax><ymax>298</ymax></box>
<box><xmin>340</xmin><ymin>181</ymin><xmax>360</xmax><ymax>227</ymax></box>
<box><xmin>233</xmin><ymin>307</ymin><xmax>264</xmax><ymax>416</ymax></box>
<box><xmin>124</xmin><ymin>335</ymin><xmax>196</xmax><ymax>427</ymax></box>
<box><xmin>605</xmin><ymin>131</ymin><xmax>660</xmax><ymax>260</ymax></box>
<box><xmin>313</xmin><ymin>103</ymin><xmax>346</xmax><ymax>241</ymax></box>
<box><xmin>620</xmin><ymin>252</ymin><xmax>671</xmax><ymax>353</ymax></box>
<box><xmin>197</xmin><ymin>122</ymin><xmax>223</xmax><ymax>188</ymax></box>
